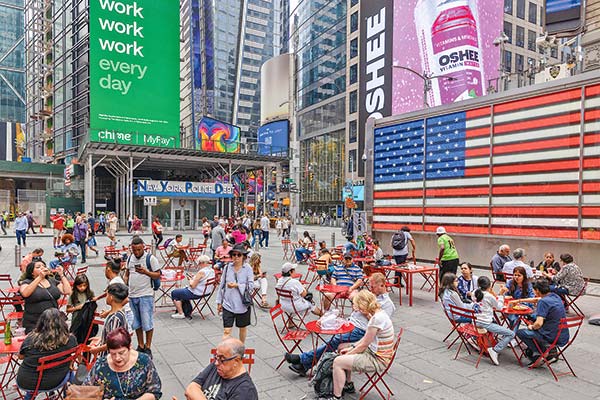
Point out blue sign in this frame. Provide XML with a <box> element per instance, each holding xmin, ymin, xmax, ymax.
<box><xmin>341</xmin><ymin>185</ymin><xmax>364</xmax><ymax>202</ymax></box>
<box><xmin>257</xmin><ymin>120</ymin><xmax>289</xmax><ymax>156</ymax></box>
<box><xmin>336</xmin><ymin>205</ymin><xmax>343</xmax><ymax>218</ymax></box>
<box><xmin>136</xmin><ymin>180</ymin><xmax>234</xmax><ymax>199</ymax></box>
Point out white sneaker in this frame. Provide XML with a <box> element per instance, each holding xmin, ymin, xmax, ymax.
<box><xmin>171</xmin><ymin>313</ymin><xmax>185</xmax><ymax>319</ymax></box>
<box><xmin>488</xmin><ymin>347</ymin><xmax>500</xmax><ymax>365</ymax></box>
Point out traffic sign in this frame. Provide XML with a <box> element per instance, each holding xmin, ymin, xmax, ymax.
<box><xmin>144</xmin><ymin>196</ymin><xmax>158</xmax><ymax>206</ymax></box>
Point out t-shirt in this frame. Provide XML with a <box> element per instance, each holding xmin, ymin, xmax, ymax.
<box><xmin>275</xmin><ymin>277</ymin><xmax>311</xmax><ymax>313</ymax></box>
<box><xmin>437</xmin><ymin>234</ymin><xmax>459</xmax><ymax>261</ymax></box>
<box><xmin>193</xmin><ymin>363</ymin><xmax>258</xmax><ymax>400</ymax></box>
<box><xmin>190</xmin><ymin>267</ymin><xmax>216</xmax><ymax>296</ymax></box>
<box><xmin>68</xmin><ymin>291</ymin><xmax>94</xmax><ymax>322</ymax></box>
<box><xmin>474</xmin><ymin>291</ymin><xmax>501</xmax><ymax>325</ymax></box>
<box><xmin>392</xmin><ymin>231</ymin><xmax>412</xmax><ymax>256</ymax></box>
<box><xmin>108</xmin><ymin>276</ymin><xmax>132</xmax><ymax>319</ymax></box>
<box><xmin>152</xmin><ymin>221</ymin><xmax>162</xmax><ymax>234</ymax></box>
<box><xmin>216</xmin><ymin>246</ymin><xmax>232</xmax><ymax>259</ymax></box>
<box><xmin>52</xmin><ymin>216</ymin><xmax>65</xmax><ymax>230</ymax></box>
<box><xmin>537</xmin><ymin>293</ymin><xmax>569</xmax><ymax>345</ymax></box>
<box><xmin>331</xmin><ymin>263</ymin><xmax>363</xmax><ymax>287</ymax></box>
<box><xmin>126</xmin><ymin>252</ymin><xmax>160</xmax><ymax>298</ymax></box>
<box><xmin>100</xmin><ymin>309</ymin><xmax>128</xmax><ymax>352</ymax></box>
<box><xmin>367</xmin><ymin>310</ymin><xmax>395</xmax><ymax>365</ymax></box>
<box><xmin>260</xmin><ymin>216</ymin><xmax>270</xmax><ymax>231</ymax></box>
<box><xmin>502</xmin><ymin>260</ymin><xmax>534</xmax><ymax>278</ymax></box>
<box><xmin>17</xmin><ymin>335</ymin><xmax>78</xmax><ymax>390</ymax></box>
<box><xmin>132</xmin><ymin>219</ymin><xmax>142</xmax><ymax>231</ymax></box>
<box><xmin>21</xmin><ymin>278</ymin><xmax>62</xmax><ymax>332</ymax></box>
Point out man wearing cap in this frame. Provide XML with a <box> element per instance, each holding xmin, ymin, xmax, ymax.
<box><xmin>276</xmin><ymin>262</ymin><xmax>321</xmax><ymax>316</ymax></box>
<box><xmin>436</xmin><ymin>226</ymin><xmax>459</xmax><ymax>281</ymax></box>
<box><xmin>171</xmin><ymin>255</ymin><xmax>216</xmax><ymax>319</ymax></box>
<box><xmin>323</xmin><ymin>254</ymin><xmax>364</xmax><ymax>311</ymax></box>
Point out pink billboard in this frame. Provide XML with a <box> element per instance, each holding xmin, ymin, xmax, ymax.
<box><xmin>392</xmin><ymin>0</ymin><xmax>503</xmax><ymax>114</ymax></box>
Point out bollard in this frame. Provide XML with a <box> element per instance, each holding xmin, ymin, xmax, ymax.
<box><xmin>311</xmin><ymin>234</ymin><xmax>316</xmax><ymax>244</ymax></box>
<box><xmin>190</xmin><ymin>238</ymin><xmax>195</xmax><ymax>247</ymax></box>
<box><xmin>15</xmin><ymin>245</ymin><xmax>21</xmax><ymax>269</ymax></box>
<box><xmin>151</xmin><ymin>239</ymin><xmax>156</xmax><ymax>256</ymax></box>
<box><xmin>331</xmin><ymin>232</ymin><xmax>335</xmax><ymax>248</ymax></box>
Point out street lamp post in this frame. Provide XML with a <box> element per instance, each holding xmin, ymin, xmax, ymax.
<box><xmin>392</xmin><ymin>65</ymin><xmax>456</xmax><ymax>108</ymax></box>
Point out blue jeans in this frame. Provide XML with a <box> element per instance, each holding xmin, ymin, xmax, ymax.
<box><xmin>477</xmin><ymin>321</ymin><xmax>515</xmax><ymax>352</ymax></box>
<box><xmin>550</xmin><ymin>285</ymin><xmax>569</xmax><ymax>297</ymax></box>
<box><xmin>517</xmin><ymin>328</ymin><xmax>548</xmax><ymax>355</ymax></box>
<box><xmin>76</xmin><ymin>240</ymin><xmax>86</xmax><ymax>263</ymax></box>
<box><xmin>260</xmin><ymin>230</ymin><xmax>269</xmax><ymax>247</ymax></box>
<box><xmin>130</xmin><ymin>296</ymin><xmax>155</xmax><ymax>331</ymax></box>
<box><xmin>295</xmin><ymin>248</ymin><xmax>312</xmax><ymax>262</ymax></box>
<box><xmin>299</xmin><ymin>327</ymin><xmax>365</xmax><ymax>369</ymax></box>
<box><xmin>16</xmin><ymin>229</ymin><xmax>26</xmax><ymax>246</ymax></box>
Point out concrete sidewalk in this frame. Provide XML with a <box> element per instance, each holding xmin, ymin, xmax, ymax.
<box><xmin>1</xmin><ymin>229</ymin><xmax>599</xmax><ymax>400</ymax></box>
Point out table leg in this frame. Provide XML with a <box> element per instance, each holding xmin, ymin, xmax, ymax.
<box><xmin>434</xmin><ymin>269</ymin><xmax>439</xmax><ymax>302</ymax></box>
<box><xmin>409</xmin><ymin>273</ymin><xmax>414</xmax><ymax>307</ymax></box>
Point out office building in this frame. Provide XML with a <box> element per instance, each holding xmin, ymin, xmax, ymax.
<box><xmin>0</xmin><ymin>0</ymin><xmax>25</xmax><ymax>123</ymax></box>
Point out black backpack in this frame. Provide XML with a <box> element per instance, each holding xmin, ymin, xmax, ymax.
<box><xmin>391</xmin><ymin>231</ymin><xmax>407</xmax><ymax>250</ymax></box>
<box><xmin>311</xmin><ymin>352</ymin><xmax>337</xmax><ymax>397</ymax></box>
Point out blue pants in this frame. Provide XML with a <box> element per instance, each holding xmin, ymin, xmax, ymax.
<box><xmin>295</xmin><ymin>248</ymin><xmax>312</xmax><ymax>262</ymax></box>
<box><xmin>550</xmin><ymin>285</ymin><xmax>569</xmax><ymax>297</ymax></box>
<box><xmin>260</xmin><ymin>230</ymin><xmax>269</xmax><ymax>247</ymax></box>
<box><xmin>517</xmin><ymin>328</ymin><xmax>549</xmax><ymax>355</ymax></box>
<box><xmin>299</xmin><ymin>327</ymin><xmax>365</xmax><ymax>369</ymax></box>
<box><xmin>251</xmin><ymin>230</ymin><xmax>261</xmax><ymax>247</ymax></box>
<box><xmin>477</xmin><ymin>321</ymin><xmax>515</xmax><ymax>352</ymax></box>
<box><xmin>20</xmin><ymin>370</ymin><xmax>72</xmax><ymax>400</ymax></box>
<box><xmin>16</xmin><ymin>229</ymin><xmax>26</xmax><ymax>246</ymax></box>
<box><xmin>76</xmin><ymin>240</ymin><xmax>86</xmax><ymax>263</ymax></box>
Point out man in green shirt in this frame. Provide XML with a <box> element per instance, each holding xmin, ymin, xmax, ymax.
<box><xmin>436</xmin><ymin>226</ymin><xmax>459</xmax><ymax>281</ymax></box>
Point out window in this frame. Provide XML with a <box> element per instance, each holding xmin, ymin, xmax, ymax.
<box><xmin>504</xmin><ymin>0</ymin><xmax>513</xmax><ymax>14</ymax></box>
<box><xmin>349</xmin><ymin>64</ymin><xmax>357</xmax><ymax>84</ymax></box>
<box><xmin>349</xmin><ymin>120</ymin><xmax>357</xmax><ymax>143</ymax></box>
<box><xmin>349</xmin><ymin>149</ymin><xmax>357</xmax><ymax>173</ymax></box>
<box><xmin>351</xmin><ymin>0</ymin><xmax>358</xmax><ymax>7</ymax></box>
<box><xmin>504</xmin><ymin>51</ymin><xmax>512</xmax><ymax>73</ymax></box>
<box><xmin>503</xmin><ymin>22</ymin><xmax>513</xmax><ymax>44</ymax></box>
<box><xmin>516</xmin><ymin>26</ymin><xmax>524</xmax><ymax>48</ymax></box>
<box><xmin>550</xmin><ymin>47</ymin><xmax>558</xmax><ymax>59</ymax></box>
<box><xmin>350</xmin><ymin>38</ymin><xmax>358</xmax><ymax>59</ymax></box>
<box><xmin>528</xmin><ymin>2</ymin><xmax>537</xmax><ymax>24</ymax></box>
<box><xmin>349</xmin><ymin>90</ymin><xmax>357</xmax><ymax>114</ymax></box>
<box><xmin>516</xmin><ymin>54</ymin><xmax>524</xmax><ymax>71</ymax></box>
<box><xmin>516</xmin><ymin>0</ymin><xmax>525</xmax><ymax>19</ymax></box>
<box><xmin>350</xmin><ymin>12</ymin><xmax>358</xmax><ymax>33</ymax></box>
<box><xmin>527</xmin><ymin>30</ymin><xmax>537</xmax><ymax>51</ymax></box>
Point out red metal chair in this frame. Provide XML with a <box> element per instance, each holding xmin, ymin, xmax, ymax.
<box><xmin>359</xmin><ymin>328</ymin><xmax>404</xmax><ymax>400</ymax></box>
<box><xmin>269</xmin><ymin>304</ymin><xmax>309</xmax><ymax>370</ymax></box>
<box><xmin>449</xmin><ymin>304</ymin><xmax>496</xmax><ymax>368</ymax></box>
<box><xmin>525</xmin><ymin>315</ymin><xmax>584</xmax><ymax>380</ymax></box>
<box><xmin>209</xmin><ymin>348</ymin><xmax>255</xmax><ymax>374</ymax></box>
<box><xmin>0</xmin><ymin>296</ymin><xmax>24</xmax><ymax>323</ymax></box>
<box><xmin>190</xmin><ymin>277</ymin><xmax>218</xmax><ymax>319</ymax></box>
<box><xmin>0</xmin><ymin>321</ymin><xmax>19</xmax><ymax>400</ymax></box>
<box><xmin>440</xmin><ymin>303</ymin><xmax>461</xmax><ymax>349</ymax></box>
<box><xmin>0</xmin><ymin>275</ymin><xmax>18</xmax><ymax>298</ymax></box>
<box><xmin>564</xmin><ymin>277</ymin><xmax>588</xmax><ymax>317</ymax></box>
<box><xmin>275</xmin><ymin>287</ymin><xmax>311</xmax><ymax>330</ymax></box>
<box><xmin>281</xmin><ymin>239</ymin><xmax>293</xmax><ymax>261</ymax></box>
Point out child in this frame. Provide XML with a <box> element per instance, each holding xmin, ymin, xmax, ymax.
<box><xmin>90</xmin><ymin>282</ymin><xmax>129</xmax><ymax>356</ymax></box>
<box><xmin>67</xmin><ymin>274</ymin><xmax>95</xmax><ymax>321</ymax></box>
<box><xmin>473</xmin><ymin>276</ymin><xmax>515</xmax><ymax>365</ymax></box>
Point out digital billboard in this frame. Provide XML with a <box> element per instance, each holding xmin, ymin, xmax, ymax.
<box><xmin>545</xmin><ymin>0</ymin><xmax>583</xmax><ymax>36</ymax></box>
<box><xmin>89</xmin><ymin>0</ymin><xmax>180</xmax><ymax>148</ymax></box>
<box><xmin>197</xmin><ymin>116</ymin><xmax>240</xmax><ymax>153</ymax></box>
<box><xmin>257</xmin><ymin>120</ymin><xmax>289</xmax><ymax>156</ymax></box>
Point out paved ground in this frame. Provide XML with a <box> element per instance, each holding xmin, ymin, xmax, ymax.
<box><xmin>1</xmin><ymin>226</ymin><xmax>599</xmax><ymax>400</ymax></box>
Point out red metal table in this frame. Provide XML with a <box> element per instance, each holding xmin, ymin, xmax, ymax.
<box><xmin>495</xmin><ymin>305</ymin><xmax>534</xmax><ymax>366</ymax></box>
<box><xmin>383</xmin><ymin>265</ymin><xmax>439</xmax><ymax>306</ymax></box>
<box><xmin>305</xmin><ymin>320</ymin><xmax>354</xmax><ymax>373</ymax></box>
<box><xmin>316</xmin><ymin>284</ymin><xmax>351</xmax><ymax>316</ymax></box>
<box><xmin>0</xmin><ymin>336</ymin><xmax>25</xmax><ymax>394</ymax></box>
<box><xmin>155</xmin><ymin>273</ymin><xmax>185</xmax><ymax>306</ymax></box>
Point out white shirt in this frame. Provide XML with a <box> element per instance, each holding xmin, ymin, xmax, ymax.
<box><xmin>502</xmin><ymin>260</ymin><xmax>534</xmax><ymax>278</ymax></box>
<box><xmin>189</xmin><ymin>266</ymin><xmax>215</xmax><ymax>296</ymax></box>
<box><xmin>392</xmin><ymin>231</ymin><xmax>413</xmax><ymax>256</ymax></box>
<box><xmin>260</xmin><ymin>216</ymin><xmax>270</xmax><ymax>231</ymax></box>
<box><xmin>126</xmin><ymin>252</ymin><xmax>160</xmax><ymax>298</ymax></box>
<box><xmin>275</xmin><ymin>277</ymin><xmax>311</xmax><ymax>313</ymax></box>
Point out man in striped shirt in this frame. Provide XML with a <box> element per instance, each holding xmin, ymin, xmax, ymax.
<box><xmin>323</xmin><ymin>254</ymin><xmax>364</xmax><ymax>311</ymax></box>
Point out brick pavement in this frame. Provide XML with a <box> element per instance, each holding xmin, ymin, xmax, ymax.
<box><xmin>0</xmin><ymin>227</ymin><xmax>599</xmax><ymax>400</ymax></box>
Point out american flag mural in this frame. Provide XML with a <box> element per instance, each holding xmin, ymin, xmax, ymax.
<box><xmin>373</xmin><ymin>83</ymin><xmax>600</xmax><ymax>240</ymax></box>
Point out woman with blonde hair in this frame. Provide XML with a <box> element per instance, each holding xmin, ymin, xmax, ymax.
<box><xmin>249</xmin><ymin>253</ymin><xmax>270</xmax><ymax>308</ymax></box>
<box><xmin>326</xmin><ymin>290</ymin><xmax>395</xmax><ymax>399</ymax></box>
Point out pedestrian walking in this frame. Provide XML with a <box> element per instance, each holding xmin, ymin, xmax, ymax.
<box><xmin>259</xmin><ymin>214</ymin><xmax>270</xmax><ymax>248</ymax></box>
<box><xmin>0</xmin><ymin>211</ymin><xmax>7</xmax><ymax>235</ymax></box>
<box><xmin>152</xmin><ymin>217</ymin><xmax>164</xmax><ymax>246</ymax></box>
<box><xmin>14</xmin><ymin>212</ymin><xmax>28</xmax><ymax>246</ymax></box>
<box><xmin>73</xmin><ymin>216</ymin><xmax>89</xmax><ymax>264</ymax></box>
<box><xmin>436</xmin><ymin>226</ymin><xmax>460</xmax><ymax>281</ymax></box>
<box><xmin>26</xmin><ymin>211</ymin><xmax>37</xmax><ymax>234</ymax></box>
<box><xmin>107</xmin><ymin>212</ymin><xmax>118</xmax><ymax>245</ymax></box>
<box><xmin>98</xmin><ymin>212</ymin><xmax>106</xmax><ymax>234</ymax></box>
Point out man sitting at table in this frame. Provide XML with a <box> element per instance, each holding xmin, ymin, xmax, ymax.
<box><xmin>502</xmin><ymin>248</ymin><xmax>534</xmax><ymax>278</ymax></box>
<box><xmin>167</xmin><ymin>234</ymin><xmax>188</xmax><ymax>267</ymax></box>
<box><xmin>285</xmin><ymin>272</ymin><xmax>394</xmax><ymax>377</ymax></box>
<box><xmin>322</xmin><ymin>254</ymin><xmax>364</xmax><ymax>311</ymax></box>
<box><xmin>183</xmin><ymin>338</ymin><xmax>258</xmax><ymax>400</ymax></box>
<box><xmin>490</xmin><ymin>244</ymin><xmax>511</xmax><ymax>282</ymax></box>
<box><xmin>214</xmin><ymin>239</ymin><xmax>233</xmax><ymax>270</ymax></box>
<box><xmin>372</xmin><ymin>240</ymin><xmax>390</xmax><ymax>266</ymax></box>
<box><xmin>515</xmin><ymin>279</ymin><xmax>568</xmax><ymax>366</ymax></box>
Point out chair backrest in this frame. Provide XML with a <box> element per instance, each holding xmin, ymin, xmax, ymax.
<box><xmin>275</xmin><ymin>287</ymin><xmax>294</xmax><ymax>302</ymax></box>
<box><xmin>0</xmin><ymin>296</ymin><xmax>23</xmax><ymax>319</ymax></box>
<box><xmin>209</xmin><ymin>348</ymin><xmax>255</xmax><ymax>374</ymax></box>
<box><xmin>201</xmin><ymin>277</ymin><xmax>218</xmax><ymax>297</ymax></box>
<box><xmin>0</xmin><ymin>274</ymin><xmax>14</xmax><ymax>287</ymax></box>
<box><xmin>76</xmin><ymin>266</ymin><xmax>88</xmax><ymax>276</ymax></box>
<box><xmin>83</xmin><ymin>312</ymin><xmax>105</xmax><ymax>345</ymax></box>
<box><xmin>372</xmin><ymin>328</ymin><xmax>403</xmax><ymax>377</ymax></box>
<box><xmin>548</xmin><ymin>315</ymin><xmax>585</xmax><ymax>350</ymax></box>
<box><xmin>448</xmin><ymin>304</ymin><xmax>476</xmax><ymax>324</ymax></box>
<box><xmin>32</xmin><ymin>345</ymin><xmax>79</xmax><ymax>397</ymax></box>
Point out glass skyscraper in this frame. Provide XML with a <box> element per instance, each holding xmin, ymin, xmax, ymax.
<box><xmin>0</xmin><ymin>0</ymin><xmax>25</xmax><ymax>123</ymax></box>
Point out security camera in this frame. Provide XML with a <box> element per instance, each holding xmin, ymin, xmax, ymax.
<box><xmin>536</xmin><ymin>33</ymin><xmax>558</xmax><ymax>49</ymax></box>
<box><xmin>361</xmin><ymin>153</ymin><xmax>367</xmax><ymax>161</ymax></box>
<box><xmin>493</xmin><ymin>32</ymin><xmax>509</xmax><ymax>47</ymax></box>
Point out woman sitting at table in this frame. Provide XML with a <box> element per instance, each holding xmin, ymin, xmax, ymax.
<box><xmin>49</xmin><ymin>233</ymin><xmax>79</xmax><ymax>270</ymax></box>
<box><xmin>328</xmin><ymin>290</ymin><xmax>394</xmax><ymax>400</ymax></box>
<box><xmin>170</xmin><ymin>255</ymin><xmax>216</xmax><ymax>319</ymax></box>
<box><xmin>214</xmin><ymin>239</ymin><xmax>232</xmax><ymax>270</ymax></box>
<box><xmin>19</xmin><ymin>260</ymin><xmax>72</xmax><ymax>333</ymax></box>
<box><xmin>456</xmin><ymin>262</ymin><xmax>478</xmax><ymax>303</ymax></box>
<box><xmin>17</xmin><ymin>308</ymin><xmax>79</xmax><ymax>400</ymax></box>
<box><xmin>249</xmin><ymin>253</ymin><xmax>270</xmax><ymax>309</ymax></box>
<box><xmin>84</xmin><ymin>327</ymin><xmax>162</xmax><ymax>400</ymax></box>
<box><xmin>498</xmin><ymin>266</ymin><xmax>534</xmax><ymax>331</ymax></box>
<box><xmin>295</xmin><ymin>231</ymin><xmax>313</xmax><ymax>262</ymax></box>
<box><xmin>372</xmin><ymin>240</ymin><xmax>390</xmax><ymax>266</ymax></box>
<box><xmin>537</xmin><ymin>252</ymin><xmax>561</xmax><ymax>273</ymax></box>
<box><xmin>542</xmin><ymin>253</ymin><xmax>585</xmax><ymax>298</ymax></box>
<box><xmin>276</xmin><ymin>262</ymin><xmax>321</xmax><ymax>316</ymax></box>
<box><xmin>439</xmin><ymin>273</ymin><xmax>473</xmax><ymax>323</ymax></box>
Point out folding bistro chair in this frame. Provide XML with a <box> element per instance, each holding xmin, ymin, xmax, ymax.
<box><xmin>441</xmin><ymin>303</ymin><xmax>461</xmax><ymax>349</ymax></box>
<box><xmin>0</xmin><ymin>296</ymin><xmax>23</xmax><ymax>323</ymax></box>
<box><xmin>275</xmin><ymin>287</ymin><xmax>311</xmax><ymax>330</ymax></box>
<box><xmin>526</xmin><ymin>315</ymin><xmax>584</xmax><ymax>381</ymax></box>
<box><xmin>281</xmin><ymin>239</ymin><xmax>293</xmax><ymax>261</ymax></box>
<box><xmin>0</xmin><ymin>275</ymin><xmax>18</xmax><ymax>298</ymax></box>
<box><xmin>449</xmin><ymin>304</ymin><xmax>496</xmax><ymax>368</ymax></box>
<box><xmin>564</xmin><ymin>277</ymin><xmax>588</xmax><ymax>317</ymax></box>
<box><xmin>210</xmin><ymin>348</ymin><xmax>255</xmax><ymax>374</ymax></box>
<box><xmin>190</xmin><ymin>277</ymin><xmax>218</xmax><ymax>319</ymax></box>
<box><xmin>359</xmin><ymin>329</ymin><xmax>403</xmax><ymax>400</ymax></box>
<box><xmin>269</xmin><ymin>304</ymin><xmax>309</xmax><ymax>370</ymax></box>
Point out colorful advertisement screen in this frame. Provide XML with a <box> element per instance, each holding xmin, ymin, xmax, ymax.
<box><xmin>257</xmin><ymin>120</ymin><xmax>289</xmax><ymax>156</ymax></box>
<box><xmin>89</xmin><ymin>0</ymin><xmax>180</xmax><ymax>148</ymax></box>
<box><xmin>545</xmin><ymin>0</ymin><xmax>582</xmax><ymax>34</ymax></box>
<box><xmin>197</xmin><ymin>116</ymin><xmax>240</xmax><ymax>153</ymax></box>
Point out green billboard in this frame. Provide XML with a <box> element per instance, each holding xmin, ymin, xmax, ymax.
<box><xmin>89</xmin><ymin>0</ymin><xmax>180</xmax><ymax>148</ymax></box>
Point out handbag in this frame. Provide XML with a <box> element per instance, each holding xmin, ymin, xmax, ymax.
<box><xmin>234</xmin><ymin>269</ymin><xmax>253</xmax><ymax>307</ymax></box>
<box><xmin>65</xmin><ymin>384</ymin><xmax>104</xmax><ymax>400</ymax></box>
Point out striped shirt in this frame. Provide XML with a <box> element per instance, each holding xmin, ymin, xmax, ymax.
<box><xmin>331</xmin><ymin>263</ymin><xmax>363</xmax><ymax>286</ymax></box>
<box><xmin>367</xmin><ymin>310</ymin><xmax>395</xmax><ymax>365</ymax></box>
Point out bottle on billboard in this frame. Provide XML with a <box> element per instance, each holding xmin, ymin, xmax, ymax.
<box><xmin>414</xmin><ymin>0</ymin><xmax>486</xmax><ymax>107</ymax></box>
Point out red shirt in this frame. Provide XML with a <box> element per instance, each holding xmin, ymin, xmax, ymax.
<box><xmin>152</xmin><ymin>221</ymin><xmax>162</xmax><ymax>234</ymax></box>
<box><xmin>52</xmin><ymin>215</ymin><xmax>65</xmax><ymax>230</ymax></box>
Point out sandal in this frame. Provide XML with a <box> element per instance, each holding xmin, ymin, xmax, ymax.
<box><xmin>260</xmin><ymin>301</ymin><xmax>271</xmax><ymax>309</ymax></box>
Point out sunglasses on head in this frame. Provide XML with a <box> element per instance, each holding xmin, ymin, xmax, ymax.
<box><xmin>231</xmin><ymin>253</ymin><xmax>243</xmax><ymax>257</ymax></box>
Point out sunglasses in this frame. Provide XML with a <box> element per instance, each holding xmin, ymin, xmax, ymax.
<box><xmin>231</xmin><ymin>253</ymin><xmax>243</xmax><ymax>257</ymax></box>
<box><xmin>214</xmin><ymin>354</ymin><xmax>239</xmax><ymax>364</ymax></box>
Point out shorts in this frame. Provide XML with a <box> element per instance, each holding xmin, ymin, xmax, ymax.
<box><xmin>222</xmin><ymin>306</ymin><xmax>251</xmax><ymax>328</ymax></box>
<box><xmin>129</xmin><ymin>296</ymin><xmax>155</xmax><ymax>332</ymax></box>
<box><xmin>352</xmin><ymin>348</ymin><xmax>385</xmax><ymax>373</ymax></box>
<box><xmin>53</xmin><ymin>229</ymin><xmax>64</xmax><ymax>238</ymax></box>
<box><xmin>107</xmin><ymin>229</ymin><xmax>116</xmax><ymax>237</ymax></box>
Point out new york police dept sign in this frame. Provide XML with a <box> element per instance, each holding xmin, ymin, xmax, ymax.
<box><xmin>136</xmin><ymin>180</ymin><xmax>234</xmax><ymax>198</ymax></box>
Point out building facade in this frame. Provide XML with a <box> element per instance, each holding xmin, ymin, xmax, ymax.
<box><xmin>0</xmin><ymin>0</ymin><xmax>25</xmax><ymax>123</ymax></box>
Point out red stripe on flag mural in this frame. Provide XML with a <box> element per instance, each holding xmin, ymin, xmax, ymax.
<box><xmin>492</xmin><ymin>183</ymin><xmax>579</xmax><ymax>195</ymax></box>
<box><xmin>583</xmin><ymin>158</ymin><xmax>600</xmax><ymax>168</ymax></box>
<box><xmin>466</xmin><ymin>107</ymin><xmax>491</xmax><ymax>118</ymax></box>
<box><xmin>585</xmin><ymin>84</ymin><xmax>600</xmax><ymax>97</ymax></box>
<box><xmin>582</xmin><ymin>231</ymin><xmax>600</xmax><ymax>240</ymax></box>
<box><xmin>422</xmin><ymin>224</ymin><xmax>489</xmax><ymax>234</ymax></box>
<box><xmin>583</xmin><ymin>133</ymin><xmax>600</xmax><ymax>145</ymax></box>
<box><xmin>582</xmin><ymin>206</ymin><xmax>600</xmax><ymax>216</ymax></box>
<box><xmin>372</xmin><ymin>223</ymin><xmax>423</xmax><ymax>232</ymax></box>
<box><xmin>585</xmin><ymin>109</ymin><xmax>600</xmax><ymax>121</ymax></box>
<box><xmin>493</xmin><ymin>136</ymin><xmax>581</xmax><ymax>155</ymax></box>
<box><xmin>494</xmin><ymin>89</ymin><xmax>581</xmax><ymax>113</ymax></box>
<box><xmin>494</xmin><ymin>112</ymin><xmax>581</xmax><ymax>134</ymax></box>
<box><xmin>465</xmin><ymin>127</ymin><xmax>490</xmax><ymax>138</ymax></box>
<box><xmin>374</xmin><ymin>189</ymin><xmax>423</xmax><ymax>199</ymax></box>
<box><xmin>491</xmin><ymin>226</ymin><xmax>578</xmax><ymax>239</ymax></box>
<box><xmin>425</xmin><ymin>207</ymin><xmax>488</xmax><ymax>215</ymax></box>
<box><xmin>465</xmin><ymin>147</ymin><xmax>490</xmax><ymax>157</ymax></box>
<box><xmin>373</xmin><ymin>207</ymin><xmax>423</xmax><ymax>214</ymax></box>
<box><xmin>426</xmin><ymin>187</ymin><xmax>489</xmax><ymax>197</ymax></box>
<box><xmin>465</xmin><ymin>166</ymin><xmax>491</xmax><ymax>176</ymax></box>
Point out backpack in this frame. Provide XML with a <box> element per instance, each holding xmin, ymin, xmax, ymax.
<box><xmin>162</xmin><ymin>238</ymin><xmax>174</xmax><ymax>249</ymax></box>
<box><xmin>391</xmin><ymin>231</ymin><xmax>407</xmax><ymax>251</ymax></box>
<box><xmin>311</xmin><ymin>352</ymin><xmax>337</xmax><ymax>397</ymax></box>
<box><xmin>127</xmin><ymin>253</ymin><xmax>161</xmax><ymax>290</ymax></box>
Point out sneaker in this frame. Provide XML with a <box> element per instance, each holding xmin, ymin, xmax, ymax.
<box><xmin>547</xmin><ymin>349</ymin><xmax>559</xmax><ymax>364</ymax></box>
<box><xmin>145</xmin><ymin>348</ymin><xmax>153</xmax><ymax>359</ymax></box>
<box><xmin>527</xmin><ymin>354</ymin><xmax>541</xmax><ymax>367</ymax></box>
<box><xmin>487</xmin><ymin>347</ymin><xmax>499</xmax><ymax>366</ymax></box>
<box><xmin>343</xmin><ymin>381</ymin><xmax>356</xmax><ymax>394</ymax></box>
<box><xmin>288</xmin><ymin>363</ymin><xmax>306</xmax><ymax>377</ymax></box>
<box><xmin>284</xmin><ymin>353</ymin><xmax>301</xmax><ymax>365</ymax></box>
<box><xmin>319</xmin><ymin>395</ymin><xmax>341</xmax><ymax>400</ymax></box>
<box><xmin>171</xmin><ymin>313</ymin><xmax>185</xmax><ymax>319</ymax></box>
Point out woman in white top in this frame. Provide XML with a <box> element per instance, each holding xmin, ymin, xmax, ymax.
<box><xmin>275</xmin><ymin>263</ymin><xmax>320</xmax><ymax>316</ymax></box>
<box><xmin>170</xmin><ymin>255</ymin><xmax>215</xmax><ymax>319</ymax></box>
<box><xmin>328</xmin><ymin>290</ymin><xmax>395</xmax><ymax>399</ymax></box>
<box><xmin>249</xmin><ymin>253</ymin><xmax>270</xmax><ymax>309</ymax></box>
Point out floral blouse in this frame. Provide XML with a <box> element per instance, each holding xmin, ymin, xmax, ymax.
<box><xmin>552</xmin><ymin>262</ymin><xmax>585</xmax><ymax>295</ymax></box>
<box><xmin>84</xmin><ymin>352</ymin><xmax>162</xmax><ymax>400</ymax></box>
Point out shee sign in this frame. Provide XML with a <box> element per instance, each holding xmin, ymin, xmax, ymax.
<box><xmin>136</xmin><ymin>180</ymin><xmax>234</xmax><ymax>199</ymax></box>
<box><xmin>89</xmin><ymin>0</ymin><xmax>180</xmax><ymax>148</ymax></box>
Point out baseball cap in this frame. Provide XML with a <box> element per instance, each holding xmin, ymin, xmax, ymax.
<box><xmin>436</xmin><ymin>226</ymin><xmax>446</xmax><ymax>234</ymax></box>
<box><xmin>281</xmin><ymin>262</ymin><xmax>296</xmax><ymax>273</ymax></box>
<box><xmin>343</xmin><ymin>253</ymin><xmax>353</xmax><ymax>259</ymax></box>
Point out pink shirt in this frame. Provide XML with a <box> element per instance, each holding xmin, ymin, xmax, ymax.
<box><xmin>231</xmin><ymin>230</ymin><xmax>246</xmax><ymax>244</ymax></box>
<box><xmin>216</xmin><ymin>245</ymin><xmax>232</xmax><ymax>258</ymax></box>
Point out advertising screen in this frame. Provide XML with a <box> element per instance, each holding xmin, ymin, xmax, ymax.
<box><xmin>257</xmin><ymin>120</ymin><xmax>289</xmax><ymax>156</ymax></box>
<box><xmin>545</xmin><ymin>0</ymin><xmax>583</xmax><ymax>35</ymax></box>
<box><xmin>197</xmin><ymin>116</ymin><xmax>240</xmax><ymax>153</ymax></box>
<box><xmin>89</xmin><ymin>0</ymin><xmax>180</xmax><ymax>148</ymax></box>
